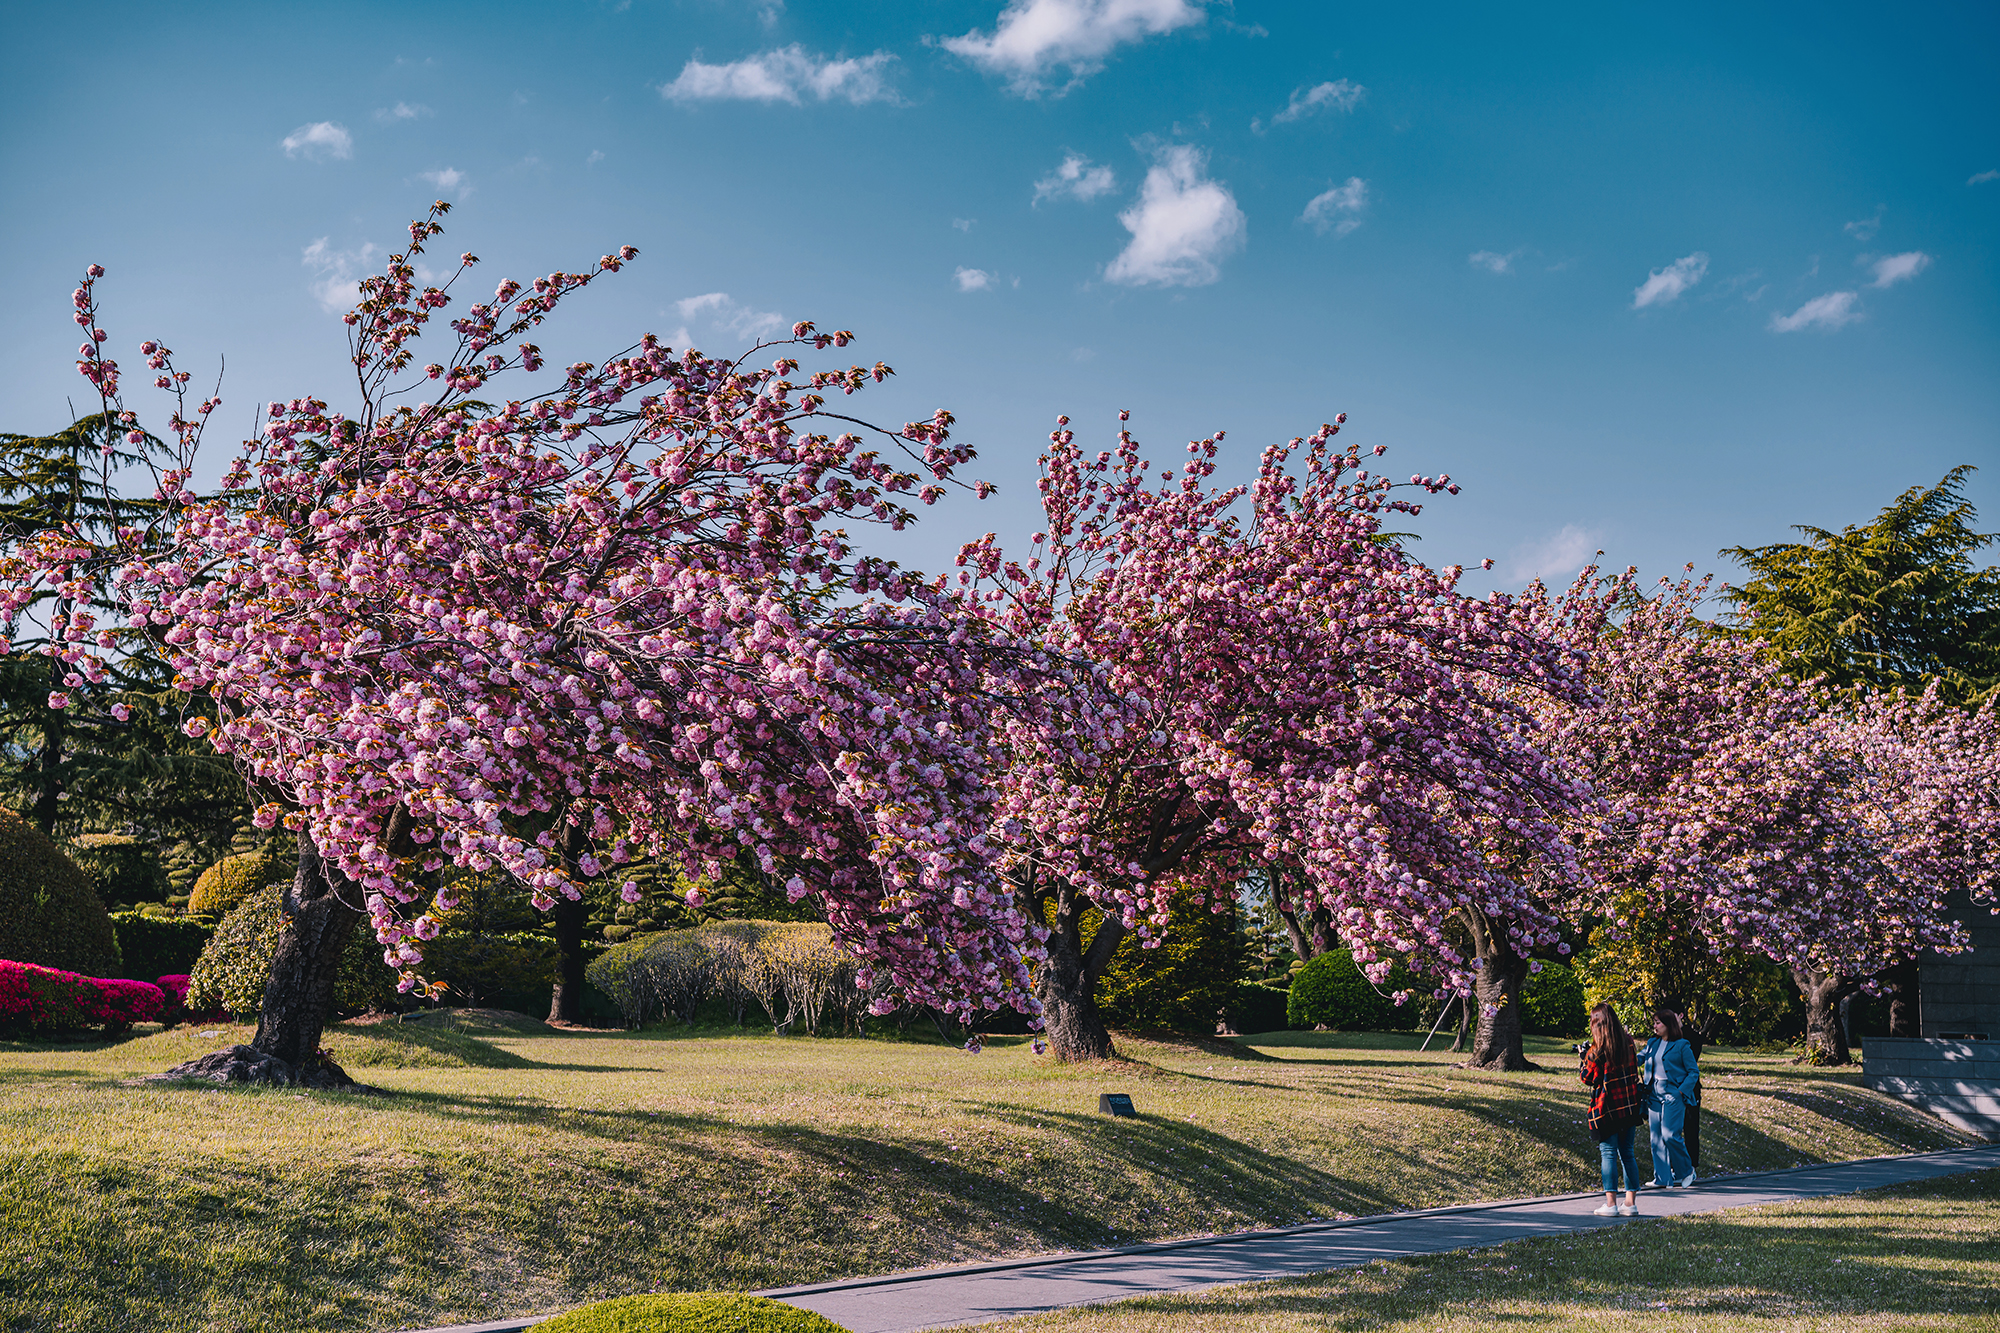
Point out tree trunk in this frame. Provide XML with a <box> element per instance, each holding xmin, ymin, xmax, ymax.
<box><xmin>252</xmin><ymin>826</ymin><xmax>366</xmax><ymax>1072</ymax></box>
<box><xmin>1032</xmin><ymin>879</ymin><xmax>1125</xmax><ymax>1061</ymax></box>
<box><xmin>1450</xmin><ymin>997</ymin><xmax>1470</xmax><ymax>1053</ymax></box>
<box><xmin>1883</xmin><ymin>959</ymin><xmax>1922</xmax><ymax>1038</ymax></box>
<box><xmin>546</xmin><ymin>894</ymin><xmax>589</xmax><ymax>1025</ymax></box>
<box><xmin>1461</xmin><ymin>909</ymin><xmax>1536</xmax><ymax>1071</ymax></box>
<box><xmin>33</xmin><ymin>639</ymin><xmax>66</xmax><ymax>836</ymax></box>
<box><xmin>1793</xmin><ymin>966</ymin><xmax>1862</xmax><ymax>1065</ymax></box>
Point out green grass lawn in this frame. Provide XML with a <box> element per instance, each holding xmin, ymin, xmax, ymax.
<box><xmin>0</xmin><ymin>1019</ymin><xmax>1978</xmax><ymax>1333</ymax></box>
<box><xmin>964</xmin><ymin>1167</ymin><xmax>2000</xmax><ymax>1333</ymax></box>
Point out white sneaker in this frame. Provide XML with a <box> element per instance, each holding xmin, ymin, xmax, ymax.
<box><xmin>1678</xmin><ymin>1172</ymin><xmax>1697</xmax><ymax>1186</ymax></box>
<box><xmin>1618</xmin><ymin>1204</ymin><xmax>1638</xmax><ymax>1217</ymax></box>
<box><xmin>1641</xmin><ymin>1179</ymin><xmax>1670</xmax><ymax>1190</ymax></box>
<box><xmin>1593</xmin><ymin>1204</ymin><xmax>1619</xmax><ymax>1216</ymax></box>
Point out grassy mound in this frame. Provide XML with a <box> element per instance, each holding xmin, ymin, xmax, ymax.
<box><xmin>0</xmin><ymin>1029</ymin><xmax>1978</xmax><ymax>1332</ymax></box>
<box><xmin>393</xmin><ymin>1006</ymin><xmax>553</xmax><ymax>1036</ymax></box>
<box><xmin>534</xmin><ymin>1293</ymin><xmax>849</xmax><ymax>1332</ymax></box>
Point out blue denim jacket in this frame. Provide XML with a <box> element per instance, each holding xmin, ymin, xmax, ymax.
<box><xmin>1640</xmin><ymin>1036</ymin><xmax>1700</xmax><ymax>1104</ymax></box>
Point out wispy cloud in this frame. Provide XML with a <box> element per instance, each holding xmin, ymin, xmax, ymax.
<box><xmin>1866</xmin><ymin>251</ymin><xmax>1931</xmax><ymax>288</ymax></box>
<box><xmin>1033</xmin><ymin>153</ymin><xmax>1117</xmax><ymax>204</ymax></box>
<box><xmin>1254</xmin><ymin>78</ymin><xmax>1364</xmax><ymax>132</ymax></box>
<box><xmin>1631</xmin><ymin>252</ymin><xmax>1708</xmax><ymax>308</ymax></box>
<box><xmin>1301</xmin><ymin>177</ymin><xmax>1368</xmax><ymax>237</ymax></box>
<box><xmin>420</xmin><ymin>167</ymin><xmax>470</xmax><ymax>199</ymax></box>
<box><xmin>1468</xmin><ymin>248</ymin><xmax>1524</xmax><ymax>274</ymax></box>
<box><xmin>281</xmin><ymin>121</ymin><xmax>353</xmax><ymax>161</ymax></box>
<box><xmin>1770</xmin><ymin>291</ymin><xmax>1862</xmax><ymax>333</ymax></box>
<box><xmin>942</xmin><ymin>0</ymin><xmax>1204</xmax><ymax>97</ymax></box>
<box><xmin>952</xmin><ymin>217</ymin><xmax>976</xmax><ymax>231</ymax></box>
<box><xmin>301</xmin><ymin>237</ymin><xmax>380</xmax><ymax>313</ymax></box>
<box><xmin>670</xmin><ymin>292</ymin><xmax>785</xmax><ymax>349</ymax></box>
<box><xmin>1105</xmin><ymin>144</ymin><xmax>1245</xmax><ymax>287</ymax></box>
<box><xmin>663</xmin><ymin>45</ymin><xmax>897</xmax><ymax>105</ymax></box>
<box><xmin>1844</xmin><ymin>208</ymin><xmax>1883</xmax><ymax>241</ymax></box>
<box><xmin>954</xmin><ymin>267</ymin><xmax>994</xmax><ymax>292</ymax></box>
<box><xmin>1971</xmin><ymin>169</ymin><xmax>2000</xmax><ymax>185</ymax></box>
<box><xmin>586</xmin><ymin>149</ymin><xmax>605</xmax><ymax>165</ymax></box>
<box><xmin>1505</xmin><ymin>524</ymin><xmax>1600</xmax><ymax>584</ymax></box>
<box><xmin>374</xmin><ymin>102</ymin><xmax>431</xmax><ymax>123</ymax></box>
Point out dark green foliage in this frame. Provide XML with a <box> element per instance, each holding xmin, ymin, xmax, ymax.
<box><xmin>421</xmin><ymin>933</ymin><xmax>557</xmax><ymax>1008</ymax></box>
<box><xmin>1094</xmin><ymin>891</ymin><xmax>1248</xmax><ymax>1034</ymax></box>
<box><xmin>70</xmin><ymin>833</ymin><xmax>168</xmax><ymax>905</ymax></box>
<box><xmin>531</xmin><ymin>1293</ymin><xmax>850</xmax><ymax>1332</ymax></box>
<box><xmin>0</xmin><ymin>807</ymin><xmax>120</xmax><ymax>976</ymax></box>
<box><xmin>109</xmin><ymin>912</ymin><xmax>213</xmax><ymax>982</ymax></box>
<box><xmin>1723</xmin><ymin>465</ymin><xmax>2000</xmax><ymax>704</ymax></box>
<box><xmin>186</xmin><ymin>842</ymin><xmax>294</xmax><ymax>918</ymax></box>
<box><xmin>1285</xmin><ymin>950</ymin><xmax>1421</xmax><ymax>1031</ymax></box>
<box><xmin>186</xmin><ymin>880</ymin><xmax>402</xmax><ymax>1017</ymax></box>
<box><xmin>1520</xmin><ymin>961</ymin><xmax>1587</xmax><ymax>1036</ymax></box>
<box><xmin>1226</xmin><ymin>980</ymin><xmax>1291</xmax><ymax>1034</ymax></box>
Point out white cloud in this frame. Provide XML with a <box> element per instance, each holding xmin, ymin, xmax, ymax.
<box><xmin>757</xmin><ymin>0</ymin><xmax>784</xmax><ymax>28</ymax></box>
<box><xmin>942</xmin><ymin>0</ymin><xmax>1205</xmax><ymax>96</ymax></box>
<box><xmin>1301</xmin><ymin>177</ymin><xmax>1368</xmax><ymax>237</ymax></box>
<box><xmin>1844</xmin><ymin>209</ymin><xmax>1883</xmax><ymax>241</ymax></box>
<box><xmin>1262</xmin><ymin>79</ymin><xmax>1364</xmax><ymax>129</ymax></box>
<box><xmin>420</xmin><ymin>167</ymin><xmax>470</xmax><ymax>199</ymax></box>
<box><xmin>1033</xmin><ymin>153</ymin><xmax>1117</xmax><ymax>204</ymax></box>
<box><xmin>1505</xmin><ymin>525</ymin><xmax>1599</xmax><ymax>584</ymax></box>
<box><xmin>586</xmin><ymin>149</ymin><xmax>605</xmax><ymax>165</ymax></box>
<box><xmin>1631</xmin><ymin>252</ymin><xmax>1708</xmax><ymax>308</ymax></box>
<box><xmin>1770</xmin><ymin>290</ymin><xmax>1862</xmax><ymax>333</ymax></box>
<box><xmin>952</xmin><ymin>217</ymin><xmax>975</xmax><ymax>231</ymax></box>
<box><xmin>1971</xmin><ymin>169</ymin><xmax>2000</xmax><ymax>185</ymax></box>
<box><xmin>954</xmin><ymin>267</ymin><xmax>995</xmax><ymax>292</ymax></box>
<box><xmin>374</xmin><ymin>102</ymin><xmax>431</xmax><ymax>123</ymax></box>
<box><xmin>1867</xmin><ymin>251</ymin><xmax>1931</xmax><ymax>288</ymax></box>
<box><xmin>670</xmin><ymin>292</ymin><xmax>786</xmax><ymax>349</ymax></box>
<box><xmin>281</xmin><ymin>121</ymin><xmax>353</xmax><ymax>161</ymax></box>
<box><xmin>1468</xmin><ymin>248</ymin><xmax>1523</xmax><ymax>274</ymax></box>
<box><xmin>301</xmin><ymin>237</ymin><xmax>380</xmax><ymax>314</ymax></box>
<box><xmin>1104</xmin><ymin>144</ymin><xmax>1245</xmax><ymax>287</ymax></box>
<box><xmin>663</xmin><ymin>45</ymin><xmax>897</xmax><ymax>105</ymax></box>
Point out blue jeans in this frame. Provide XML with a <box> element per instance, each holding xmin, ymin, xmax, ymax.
<box><xmin>1598</xmin><ymin>1124</ymin><xmax>1640</xmax><ymax>1192</ymax></box>
<box><xmin>1648</xmin><ymin>1093</ymin><xmax>1695</xmax><ymax>1183</ymax></box>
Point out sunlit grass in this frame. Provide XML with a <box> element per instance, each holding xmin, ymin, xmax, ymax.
<box><xmin>0</xmin><ymin>1022</ymin><xmax>1975</xmax><ymax>1332</ymax></box>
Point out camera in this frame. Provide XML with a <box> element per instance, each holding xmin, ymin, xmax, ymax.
<box><xmin>1573</xmin><ymin>1041</ymin><xmax>1591</xmax><ymax>1056</ymax></box>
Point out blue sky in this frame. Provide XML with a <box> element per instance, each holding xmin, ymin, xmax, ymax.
<box><xmin>4</xmin><ymin>0</ymin><xmax>1995</xmax><ymax>592</ymax></box>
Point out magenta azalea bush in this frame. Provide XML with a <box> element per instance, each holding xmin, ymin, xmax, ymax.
<box><xmin>0</xmin><ymin>960</ymin><xmax>165</xmax><ymax>1036</ymax></box>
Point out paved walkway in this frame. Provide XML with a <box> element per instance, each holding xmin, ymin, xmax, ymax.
<box><xmin>397</xmin><ymin>1145</ymin><xmax>2000</xmax><ymax>1333</ymax></box>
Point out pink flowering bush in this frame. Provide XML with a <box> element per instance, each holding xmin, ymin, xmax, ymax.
<box><xmin>0</xmin><ymin>960</ymin><xmax>164</xmax><ymax>1036</ymax></box>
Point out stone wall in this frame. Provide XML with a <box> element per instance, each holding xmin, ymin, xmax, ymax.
<box><xmin>1920</xmin><ymin>891</ymin><xmax>2000</xmax><ymax>1039</ymax></box>
<box><xmin>1862</xmin><ymin>1036</ymin><xmax>1999</xmax><ymax>1140</ymax></box>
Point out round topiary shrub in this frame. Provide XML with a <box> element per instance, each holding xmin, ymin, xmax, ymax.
<box><xmin>187</xmin><ymin>881</ymin><xmax>402</xmax><ymax>1018</ymax></box>
<box><xmin>186</xmin><ymin>844</ymin><xmax>294</xmax><ymax>918</ymax></box>
<box><xmin>1287</xmin><ymin>949</ymin><xmax>1411</xmax><ymax>1031</ymax></box>
<box><xmin>532</xmin><ymin>1294</ymin><xmax>851</xmax><ymax>1332</ymax></box>
<box><xmin>0</xmin><ymin>808</ymin><xmax>120</xmax><ymax>977</ymax></box>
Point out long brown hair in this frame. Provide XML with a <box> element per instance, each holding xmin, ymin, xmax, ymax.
<box><xmin>1589</xmin><ymin>1002</ymin><xmax>1634</xmax><ymax>1064</ymax></box>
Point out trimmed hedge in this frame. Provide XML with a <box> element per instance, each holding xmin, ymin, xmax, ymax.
<box><xmin>1226</xmin><ymin>980</ymin><xmax>1291</xmax><ymax>1034</ymax></box>
<box><xmin>533</xmin><ymin>1293</ymin><xmax>851</xmax><ymax>1332</ymax></box>
<box><xmin>1286</xmin><ymin>950</ymin><xmax>1421</xmax><ymax>1031</ymax></box>
<box><xmin>71</xmin><ymin>833</ymin><xmax>169</xmax><ymax>905</ymax></box>
<box><xmin>0</xmin><ymin>808</ymin><xmax>120</xmax><ymax>977</ymax></box>
<box><xmin>110</xmin><ymin>912</ymin><xmax>214</xmax><ymax>983</ymax></box>
<box><xmin>187</xmin><ymin>845</ymin><xmax>295</xmax><ymax>918</ymax></box>
<box><xmin>0</xmin><ymin>959</ymin><xmax>164</xmax><ymax>1036</ymax></box>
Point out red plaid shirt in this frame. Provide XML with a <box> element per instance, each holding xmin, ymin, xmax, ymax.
<box><xmin>1581</xmin><ymin>1042</ymin><xmax>1642</xmax><ymax>1139</ymax></box>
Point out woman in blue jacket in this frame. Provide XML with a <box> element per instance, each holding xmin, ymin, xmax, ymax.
<box><xmin>1641</xmin><ymin>1007</ymin><xmax>1700</xmax><ymax>1187</ymax></box>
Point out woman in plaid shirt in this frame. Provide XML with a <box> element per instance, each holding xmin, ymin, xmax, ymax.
<box><xmin>1580</xmin><ymin>1002</ymin><xmax>1645</xmax><ymax>1216</ymax></box>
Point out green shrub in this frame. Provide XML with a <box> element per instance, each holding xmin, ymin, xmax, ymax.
<box><xmin>186</xmin><ymin>843</ymin><xmax>293</xmax><ymax>918</ymax></box>
<box><xmin>0</xmin><ymin>808</ymin><xmax>120</xmax><ymax>977</ymax></box>
<box><xmin>186</xmin><ymin>882</ymin><xmax>402</xmax><ymax>1018</ymax></box>
<box><xmin>70</xmin><ymin>833</ymin><xmax>169</xmax><ymax>905</ymax></box>
<box><xmin>532</xmin><ymin>1293</ymin><xmax>850</xmax><ymax>1332</ymax></box>
<box><xmin>420</xmin><ymin>933</ymin><xmax>556</xmax><ymax>1008</ymax></box>
<box><xmin>1520</xmin><ymin>959</ymin><xmax>1587</xmax><ymax>1036</ymax></box>
<box><xmin>1284</xmin><ymin>949</ymin><xmax>1421</xmax><ymax>1031</ymax></box>
<box><xmin>1095</xmin><ymin>891</ymin><xmax>1248</xmax><ymax>1034</ymax></box>
<box><xmin>1226</xmin><ymin>980</ymin><xmax>1291</xmax><ymax>1034</ymax></box>
<box><xmin>109</xmin><ymin>912</ymin><xmax>214</xmax><ymax>983</ymax></box>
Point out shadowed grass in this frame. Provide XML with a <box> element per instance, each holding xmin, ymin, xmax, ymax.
<box><xmin>0</xmin><ymin>1026</ymin><xmax>1976</xmax><ymax>1332</ymax></box>
<box><xmin>961</xmin><ymin>1167</ymin><xmax>2000</xmax><ymax>1332</ymax></box>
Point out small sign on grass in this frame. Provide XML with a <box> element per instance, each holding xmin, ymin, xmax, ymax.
<box><xmin>1099</xmin><ymin>1092</ymin><xmax>1136</xmax><ymax>1117</ymax></box>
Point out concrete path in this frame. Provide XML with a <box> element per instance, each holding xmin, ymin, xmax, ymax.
<box><xmin>393</xmin><ymin>1144</ymin><xmax>2000</xmax><ymax>1333</ymax></box>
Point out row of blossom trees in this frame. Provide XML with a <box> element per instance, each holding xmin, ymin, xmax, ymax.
<box><xmin>5</xmin><ymin>207</ymin><xmax>1994</xmax><ymax>1080</ymax></box>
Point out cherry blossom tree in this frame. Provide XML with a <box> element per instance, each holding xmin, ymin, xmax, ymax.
<box><xmin>12</xmin><ymin>207</ymin><xmax>1086</xmax><ymax>1084</ymax></box>
<box><xmin>959</xmin><ymin>414</ymin><xmax>1596</xmax><ymax>1060</ymax></box>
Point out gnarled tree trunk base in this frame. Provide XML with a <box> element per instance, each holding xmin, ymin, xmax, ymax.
<box><xmin>1459</xmin><ymin>1053</ymin><xmax>1544</xmax><ymax>1072</ymax></box>
<box><xmin>144</xmin><ymin>1043</ymin><xmax>374</xmax><ymax>1091</ymax></box>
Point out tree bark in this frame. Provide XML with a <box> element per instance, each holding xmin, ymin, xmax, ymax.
<box><xmin>1792</xmin><ymin>966</ymin><xmax>1863</xmax><ymax>1065</ymax></box>
<box><xmin>1032</xmin><ymin>879</ymin><xmax>1125</xmax><ymax>1061</ymax></box>
<box><xmin>33</xmin><ymin>639</ymin><xmax>66</xmax><ymax>836</ymax></box>
<box><xmin>546</xmin><ymin>894</ymin><xmax>589</xmax><ymax>1025</ymax></box>
<box><xmin>1883</xmin><ymin>959</ymin><xmax>1922</xmax><ymax>1038</ymax></box>
<box><xmin>1450</xmin><ymin>997</ymin><xmax>1471</xmax><ymax>1053</ymax></box>
<box><xmin>1461</xmin><ymin>909</ymin><xmax>1536</xmax><ymax>1071</ymax></box>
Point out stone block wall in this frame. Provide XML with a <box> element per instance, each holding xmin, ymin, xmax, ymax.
<box><xmin>1862</xmin><ymin>1036</ymin><xmax>1999</xmax><ymax>1140</ymax></box>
